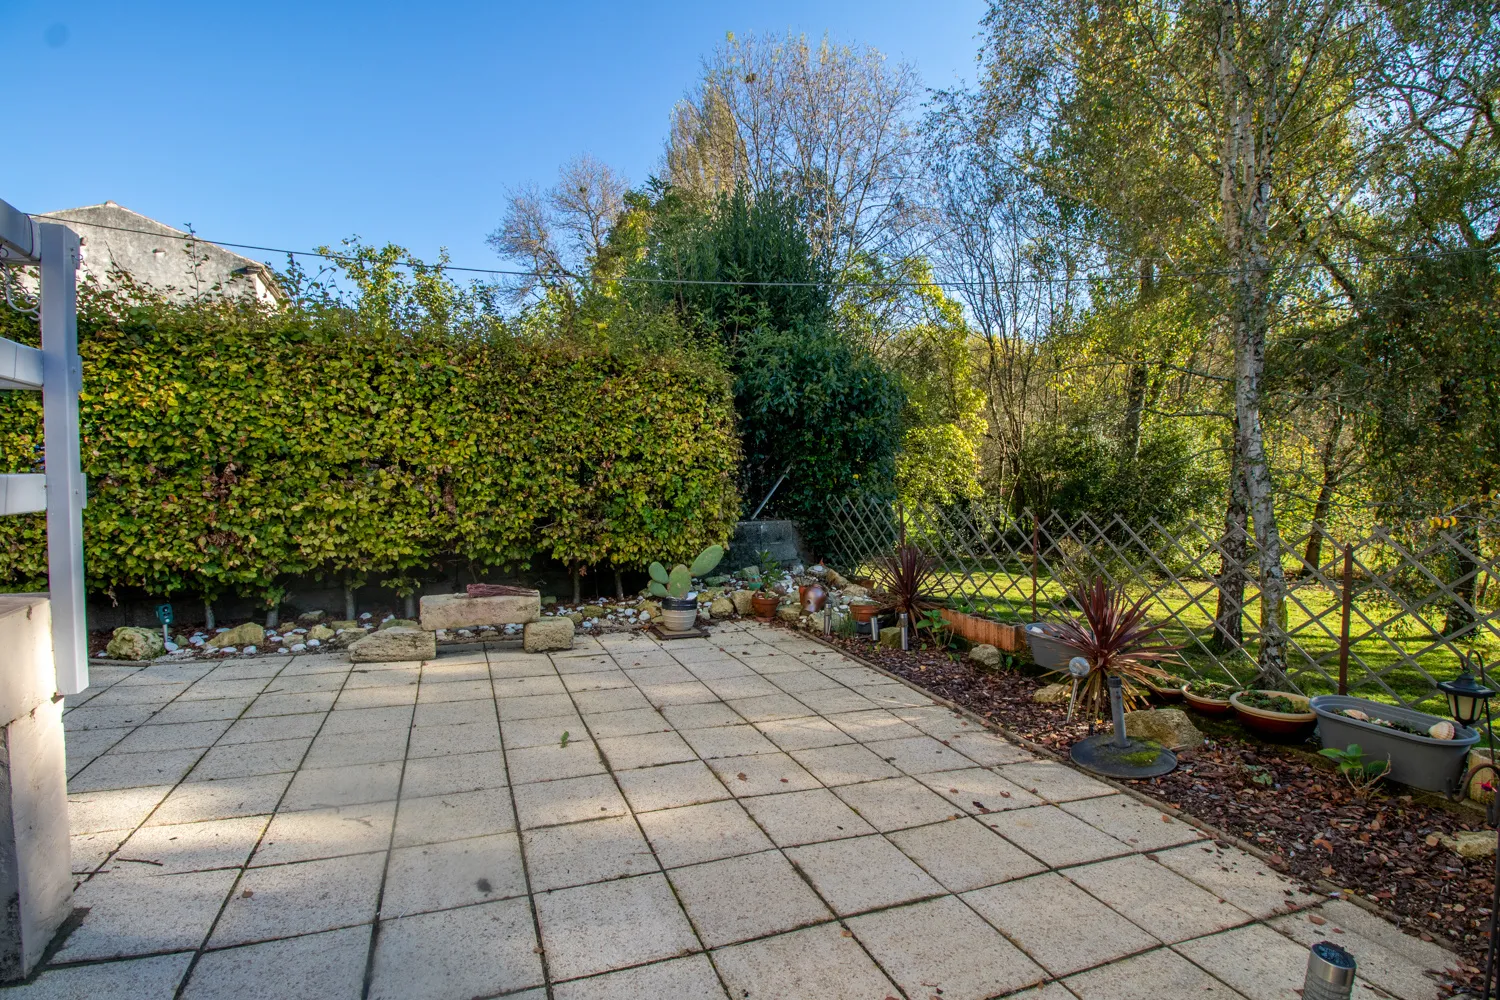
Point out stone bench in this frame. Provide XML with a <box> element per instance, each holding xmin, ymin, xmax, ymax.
<box><xmin>419</xmin><ymin>586</ymin><xmax>541</xmax><ymax>631</ymax></box>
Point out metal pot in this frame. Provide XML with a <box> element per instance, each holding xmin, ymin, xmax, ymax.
<box><xmin>659</xmin><ymin>596</ymin><xmax>698</xmax><ymax>634</ymax></box>
<box><xmin>799</xmin><ymin>583</ymin><xmax>827</xmax><ymax>613</ymax></box>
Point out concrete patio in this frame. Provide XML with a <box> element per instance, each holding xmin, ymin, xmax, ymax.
<box><xmin>9</xmin><ymin>620</ymin><xmax>1458</xmax><ymax>999</ymax></box>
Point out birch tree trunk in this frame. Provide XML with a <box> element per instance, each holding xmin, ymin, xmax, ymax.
<box><xmin>1216</xmin><ymin>0</ymin><xmax>1289</xmax><ymax>683</ymax></box>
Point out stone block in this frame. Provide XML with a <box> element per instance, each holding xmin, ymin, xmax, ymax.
<box><xmin>709</xmin><ymin>597</ymin><xmax>735</xmax><ymax>619</ymax></box>
<box><xmin>731</xmin><ymin>590</ymin><xmax>756</xmax><ymax>615</ymax></box>
<box><xmin>1032</xmin><ymin>682</ymin><xmax>1070</xmax><ymax>704</ymax></box>
<box><xmin>523</xmin><ymin>619</ymin><xmax>574</xmax><ymax>653</ymax></box>
<box><xmin>878</xmin><ymin>626</ymin><xmax>902</xmax><ymax>648</ymax></box>
<box><xmin>348</xmin><ymin>627</ymin><xmax>436</xmax><ymax>663</ymax></box>
<box><xmin>420</xmin><ymin>592</ymin><xmax>540</xmax><ymax>631</ymax></box>
<box><xmin>1123</xmin><ymin>708</ymin><xmax>1203</xmax><ymax>749</ymax></box>
<box><xmin>776</xmin><ymin>605</ymin><xmax>802</xmax><ymax>623</ymax></box>
<box><xmin>378</xmin><ymin>618</ymin><xmax>419</xmax><ymax>631</ymax></box>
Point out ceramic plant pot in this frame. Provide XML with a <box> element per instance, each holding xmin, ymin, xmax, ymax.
<box><xmin>658</xmin><ymin>596</ymin><xmax>698</xmax><ymax>633</ymax></box>
<box><xmin>849</xmin><ymin>601</ymin><xmax>878</xmax><ymax>623</ymax></box>
<box><xmin>1182</xmin><ymin>684</ymin><xmax>1235</xmax><ymax>717</ymax></box>
<box><xmin>1231</xmin><ymin>690</ymin><xmax>1317</xmax><ymax>741</ymax></box>
<box><xmin>751</xmin><ymin>593</ymin><xmax>780</xmax><ymax>620</ymax></box>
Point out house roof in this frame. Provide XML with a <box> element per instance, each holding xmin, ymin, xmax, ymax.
<box><xmin>38</xmin><ymin>201</ymin><xmax>285</xmax><ymax>303</ymax></box>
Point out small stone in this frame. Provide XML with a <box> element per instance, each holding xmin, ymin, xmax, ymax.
<box><xmin>732</xmin><ymin>590</ymin><xmax>756</xmax><ymax>616</ymax></box>
<box><xmin>1439</xmin><ymin>831</ymin><xmax>1497</xmax><ymax>859</ymax></box>
<box><xmin>1033</xmin><ymin>683</ymin><xmax>1071</xmax><ymax>704</ymax></box>
<box><xmin>328</xmin><ymin>620</ymin><xmax>358</xmax><ymax>631</ymax></box>
<box><xmin>349</xmin><ymin>627</ymin><xmax>435</xmax><ymax>663</ymax></box>
<box><xmin>776</xmin><ymin>605</ymin><xmax>801</xmax><ymax>623</ymax></box>
<box><xmin>306</xmin><ymin>624</ymin><xmax>335</xmax><ymax>642</ymax></box>
<box><xmin>523</xmin><ymin>618</ymin><xmax>575</xmax><ymax>653</ymax></box>
<box><xmin>541</xmin><ymin>595</ymin><xmax>557</xmax><ymax>606</ymax></box>
<box><xmin>842</xmin><ymin>583</ymin><xmax>872</xmax><ymax>599</ymax></box>
<box><xmin>378</xmin><ymin>618</ymin><xmax>419</xmax><ymax>631</ymax></box>
<box><xmin>305</xmin><ymin>638</ymin><xmax>321</xmax><ymax>648</ymax></box>
<box><xmin>968</xmin><ymin>644</ymin><xmax>1003</xmax><ymax>669</ymax></box>
<box><xmin>296</xmin><ymin>610</ymin><xmax>326</xmax><ymax>624</ymax></box>
<box><xmin>741</xmin><ymin>566</ymin><xmax>762</xmax><ymax>582</ymax></box>
<box><xmin>1124</xmin><ymin>708</ymin><xmax>1204</xmax><ymax>749</ymax></box>
<box><xmin>220</xmin><ymin>646</ymin><xmax>238</xmax><ymax>655</ymax></box>
<box><xmin>242</xmin><ymin>645</ymin><xmax>257</xmax><ymax>655</ymax></box>
<box><xmin>639</xmin><ymin>600</ymin><xmax>662</xmax><ymax>620</ymax></box>
<box><xmin>567</xmin><ymin>613</ymin><xmax>584</xmax><ymax>625</ymax></box>
<box><xmin>359</xmin><ymin>612</ymin><xmax>372</xmax><ymax>620</ymax></box>
<box><xmin>638</xmin><ymin>612</ymin><xmax>651</xmax><ymax>623</ymax></box>
<box><xmin>581</xmin><ymin>604</ymin><xmax>605</xmax><ymax>618</ymax></box>
<box><xmin>290</xmin><ymin>643</ymin><xmax>306</xmax><ymax>652</ymax></box>
<box><xmin>163</xmin><ymin>641</ymin><xmax>179</xmax><ymax>652</ymax></box>
<box><xmin>877</xmin><ymin>626</ymin><xmax>904</xmax><ymax>648</ymax></box>
<box><xmin>208</xmin><ymin>622</ymin><xmax>264</xmax><ymax>649</ymax></box>
<box><xmin>710</xmin><ymin>596</ymin><xmax>736</xmax><ymax>619</ymax></box>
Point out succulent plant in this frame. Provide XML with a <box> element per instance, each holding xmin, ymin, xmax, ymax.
<box><xmin>648</xmin><ymin>545</ymin><xmax>724</xmax><ymax>600</ymax></box>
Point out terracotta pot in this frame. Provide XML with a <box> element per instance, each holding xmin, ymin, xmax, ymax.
<box><xmin>1231</xmin><ymin>690</ymin><xmax>1316</xmax><ymax>741</ymax></box>
<box><xmin>1181</xmin><ymin>685</ymin><xmax>1235</xmax><ymax>717</ymax></box>
<box><xmin>751</xmin><ymin>593</ymin><xmax>780</xmax><ymax>620</ymax></box>
<box><xmin>939</xmin><ymin>609</ymin><xmax>1021</xmax><ymax>651</ymax></box>
<box><xmin>848</xmin><ymin>601</ymin><xmax>878</xmax><ymax>623</ymax></box>
<box><xmin>798</xmin><ymin>583</ymin><xmax>827</xmax><ymax>613</ymax></box>
<box><xmin>658</xmin><ymin>596</ymin><xmax>698</xmax><ymax>634</ymax></box>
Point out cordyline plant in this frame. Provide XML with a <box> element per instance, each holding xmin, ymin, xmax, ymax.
<box><xmin>1052</xmin><ymin>577</ymin><xmax>1180</xmax><ymax>719</ymax></box>
<box><xmin>875</xmin><ymin>543</ymin><xmax>937</xmax><ymax>622</ymax></box>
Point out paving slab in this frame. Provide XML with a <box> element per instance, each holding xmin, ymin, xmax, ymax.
<box><xmin>1065</xmin><ymin>944</ymin><xmax>1248</xmax><ymax>999</ymax></box>
<box><xmin>963</xmin><ymin>871</ymin><xmax>1160</xmax><ymax>976</ymax></box>
<box><xmin>710</xmin><ymin>922</ymin><xmax>900</xmax><ymax>1000</ymax></box>
<box><xmin>381</xmin><ymin>832</ymin><xmax>527</xmax><ymax>916</ymax></box>
<box><xmin>667</xmin><ymin>849</ymin><xmax>833</xmax><ymax>946</ymax></box>
<box><xmin>210</xmin><ymin>851</ymin><xmax>384</xmax><ymax>946</ymax></box>
<box><xmin>785</xmin><ymin>834</ymin><xmax>945</xmax><ymax>915</ymax></box>
<box><xmin>534</xmin><ymin>872</ymin><xmax>699</xmax><ymax>980</ymax></box>
<box><xmin>888</xmin><ymin>817</ymin><xmax>1046</xmax><ymax>892</ymax></box>
<box><xmin>368</xmin><ymin>897</ymin><xmax>544</xmax><ymax>1000</ymax></box>
<box><xmin>550</xmin><ymin>954</ymin><xmax>728</xmax><ymax>1000</ymax></box>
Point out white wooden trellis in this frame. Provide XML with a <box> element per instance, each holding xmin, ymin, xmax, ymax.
<box><xmin>0</xmin><ymin>196</ymin><xmax>88</xmax><ymax>695</ymax></box>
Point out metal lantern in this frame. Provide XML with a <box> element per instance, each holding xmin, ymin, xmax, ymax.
<box><xmin>1439</xmin><ymin>653</ymin><xmax>1495</xmax><ymax>728</ymax></box>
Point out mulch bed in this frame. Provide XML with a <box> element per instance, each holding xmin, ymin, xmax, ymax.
<box><xmin>818</xmin><ymin>631</ymin><xmax>1496</xmax><ymax>985</ymax></box>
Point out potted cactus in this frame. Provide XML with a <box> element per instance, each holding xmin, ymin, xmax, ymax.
<box><xmin>648</xmin><ymin>545</ymin><xmax>724</xmax><ymax>633</ymax></box>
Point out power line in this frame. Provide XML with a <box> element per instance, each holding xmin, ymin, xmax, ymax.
<box><xmin>30</xmin><ymin>212</ymin><xmax>1496</xmax><ymax>292</ymax></box>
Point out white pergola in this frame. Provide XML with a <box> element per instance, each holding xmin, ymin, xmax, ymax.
<box><xmin>0</xmin><ymin>197</ymin><xmax>87</xmax><ymax>694</ymax></box>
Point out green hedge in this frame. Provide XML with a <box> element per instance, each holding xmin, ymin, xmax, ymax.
<box><xmin>0</xmin><ymin>297</ymin><xmax>741</xmax><ymax>601</ymax></box>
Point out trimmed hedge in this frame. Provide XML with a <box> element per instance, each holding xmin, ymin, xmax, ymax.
<box><xmin>0</xmin><ymin>297</ymin><xmax>741</xmax><ymax>601</ymax></box>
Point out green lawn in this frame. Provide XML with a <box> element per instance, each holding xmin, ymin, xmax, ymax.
<box><xmin>851</xmin><ymin>558</ymin><xmax>1500</xmax><ymax>717</ymax></box>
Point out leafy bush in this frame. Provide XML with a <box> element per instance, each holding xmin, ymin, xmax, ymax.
<box><xmin>0</xmin><ymin>291</ymin><xmax>740</xmax><ymax>602</ymax></box>
<box><xmin>1010</xmin><ymin>422</ymin><xmax>1216</xmax><ymax>527</ymax></box>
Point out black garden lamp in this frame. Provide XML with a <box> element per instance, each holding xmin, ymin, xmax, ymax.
<box><xmin>1438</xmin><ymin>653</ymin><xmax>1495</xmax><ymax>729</ymax></box>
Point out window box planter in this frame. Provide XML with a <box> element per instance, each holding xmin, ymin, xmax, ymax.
<box><xmin>1230</xmin><ymin>690</ymin><xmax>1316</xmax><ymax>742</ymax></box>
<box><xmin>1310</xmin><ymin>694</ymin><xmax>1480</xmax><ymax>793</ymax></box>
<box><xmin>1024</xmin><ymin>622</ymin><xmax>1073</xmax><ymax>670</ymax></box>
<box><xmin>940</xmin><ymin>609</ymin><xmax>1021</xmax><ymax>651</ymax></box>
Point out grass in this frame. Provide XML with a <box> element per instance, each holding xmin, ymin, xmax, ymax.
<box><xmin>862</xmin><ymin>558</ymin><xmax>1500</xmax><ymax>716</ymax></box>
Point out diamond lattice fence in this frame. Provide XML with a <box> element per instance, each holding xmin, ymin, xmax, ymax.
<box><xmin>824</xmin><ymin>496</ymin><xmax>1500</xmax><ymax>713</ymax></box>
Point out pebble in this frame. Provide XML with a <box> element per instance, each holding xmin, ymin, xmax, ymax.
<box><xmin>279</xmin><ymin>648</ymin><xmax>290</xmax><ymax>655</ymax></box>
<box><xmin>215</xmin><ymin>627</ymin><xmax>228</xmax><ymax>634</ymax></box>
<box><xmin>291</xmin><ymin>643</ymin><xmax>307</xmax><ymax>652</ymax></box>
<box><xmin>164</xmin><ymin>641</ymin><xmax>178</xmax><ymax>652</ymax></box>
<box><xmin>292</xmin><ymin>628</ymin><xmax>307</xmax><ymax>634</ymax></box>
<box><xmin>242</xmin><ymin>645</ymin><xmax>257</xmax><ymax>655</ymax></box>
<box><xmin>639</xmin><ymin>613</ymin><xmax>651</xmax><ymax>622</ymax></box>
<box><xmin>457</xmin><ymin>629</ymin><xmax>473</xmax><ymax>637</ymax></box>
<box><xmin>220</xmin><ymin>646</ymin><xmax>237</xmax><ymax>654</ymax></box>
<box><xmin>360</xmin><ymin>612</ymin><xmax>372</xmax><ymax>620</ymax></box>
<box><xmin>306</xmin><ymin>638</ymin><xmax>320</xmax><ymax>647</ymax></box>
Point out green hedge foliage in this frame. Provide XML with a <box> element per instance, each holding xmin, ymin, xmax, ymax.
<box><xmin>0</xmin><ymin>296</ymin><xmax>741</xmax><ymax>601</ymax></box>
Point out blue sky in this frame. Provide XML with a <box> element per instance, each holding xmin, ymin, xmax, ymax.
<box><xmin>2</xmin><ymin>1</ymin><xmax>986</xmax><ymax>272</ymax></box>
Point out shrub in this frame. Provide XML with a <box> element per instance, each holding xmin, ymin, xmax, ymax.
<box><xmin>0</xmin><ymin>293</ymin><xmax>740</xmax><ymax>603</ymax></box>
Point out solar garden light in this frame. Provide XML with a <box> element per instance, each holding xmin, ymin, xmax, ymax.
<box><xmin>1439</xmin><ymin>652</ymin><xmax>1495</xmax><ymax>732</ymax></box>
<box><xmin>898</xmin><ymin>612</ymin><xmax>909</xmax><ymax>651</ymax></box>
<box><xmin>1065</xmin><ymin>656</ymin><xmax>1090</xmax><ymax>724</ymax></box>
<box><xmin>869</xmin><ymin>612</ymin><xmax>879</xmax><ymax>644</ymax></box>
<box><xmin>822</xmin><ymin>604</ymin><xmax>832</xmax><ymax>635</ymax></box>
<box><xmin>1302</xmin><ymin>941</ymin><xmax>1356</xmax><ymax>1000</ymax></box>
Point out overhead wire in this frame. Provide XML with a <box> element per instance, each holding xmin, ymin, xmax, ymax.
<box><xmin>28</xmin><ymin>211</ymin><xmax>1495</xmax><ymax>292</ymax></box>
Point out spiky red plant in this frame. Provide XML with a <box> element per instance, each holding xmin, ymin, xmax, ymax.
<box><xmin>1051</xmin><ymin>576</ymin><xmax>1180</xmax><ymax>718</ymax></box>
<box><xmin>874</xmin><ymin>543</ymin><xmax>937</xmax><ymax>622</ymax></box>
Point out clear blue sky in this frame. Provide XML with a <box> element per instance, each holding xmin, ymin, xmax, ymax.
<box><xmin>2</xmin><ymin>1</ymin><xmax>986</xmax><ymax>272</ymax></box>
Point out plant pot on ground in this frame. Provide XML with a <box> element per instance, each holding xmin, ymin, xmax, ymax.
<box><xmin>1310</xmin><ymin>694</ymin><xmax>1480</xmax><ymax>793</ymax></box>
<box><xmin>1182</xmin><ymin>680</ymin><xmax>1237</xmax><ymax>717</ymax></box>
<box><xmin>646</xmin><ymin>545</ymin><xmax>723</xmax><ymax>634</ymax></box>
<box><xmin>1231</xmin><ymin>690</ymin><xmax>1317</xmax><ymax>741</ymax></box>
<box><xmin>751</xmin><ymin>593</ymin><xmax>781</xmax><ymax>620</ymax></box>
<box><xmin>848</xmin><ymin>600</ymin><xmax>879</xmax><ymax>623</ymax></box>
<box><xmin>1024</xmin><ymin>622</ymin><xmax>1075</xmax><ymax>671</ymax></box>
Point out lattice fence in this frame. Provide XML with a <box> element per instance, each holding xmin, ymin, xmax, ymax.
<box><xmin>823</xmin><ymin>496</ymin><xmax>1500</xmax><ymax>712</ymax></box>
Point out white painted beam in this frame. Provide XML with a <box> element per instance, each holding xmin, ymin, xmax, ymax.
<box><xmin>0</xmin><ymin>474</ymin><xmax>44</xmax><ymax>515</ymax></box>
<box><xmin>0</xmin><ymin>337</ymin><xmax>44</xmax><ymax>390</ymax></box>
<box><xmin>0</xmin><ymin>198</ymin><xmax>38</xmax><ymax>264</ymax></box>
